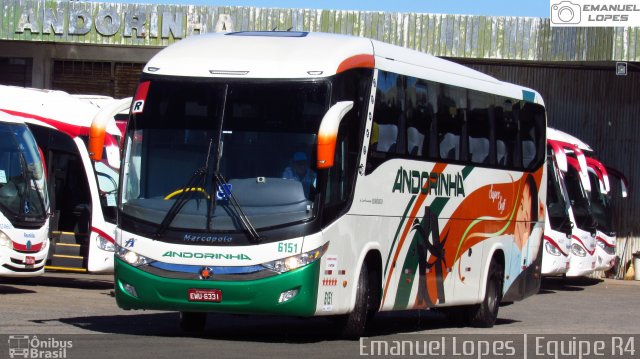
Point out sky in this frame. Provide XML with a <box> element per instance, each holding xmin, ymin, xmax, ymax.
<box><xmin>106</xmin><ymin>0</ymin><xmax>551</xmax><ymax>18</ymax></box>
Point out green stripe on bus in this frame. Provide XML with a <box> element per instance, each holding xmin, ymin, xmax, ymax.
<box><xmin>390</xmin><ymin>166</ymin><xmax>474</xmax><ymax>309</ymax></box>
<box><xmin>461</xmin><ymin>165</ymin><xmax>473</xmax><ymax>180</ymax></box>
<box><xmin>383</xmin><ymin>195</ymin><xmax>416</xmax><ymax>277</ymax></box>
<box><xmin>392</xmin><ymin>196</ymin><xmax>449</xmax><ymax>310</ymax></box>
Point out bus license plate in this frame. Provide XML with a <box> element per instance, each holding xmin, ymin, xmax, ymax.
<box><xmin>188</xmin><ymin>289</ymin><xmax>222</xmax><ymax>303</ymax></box>
<box><xmin>25</xmin><ymin>256</ymin><xmax>35</xmax><ymax>265</ymax></box>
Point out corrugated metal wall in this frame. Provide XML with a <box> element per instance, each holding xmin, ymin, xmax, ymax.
<box><xmin>459</xmin><ymin>60</ymin><xmax>640</xmax><ymax>271</ymax></box>
<box><xmin>1</xmin><ymin>0</ymin><xmax>639</xmax><ymax>61</ymax></box>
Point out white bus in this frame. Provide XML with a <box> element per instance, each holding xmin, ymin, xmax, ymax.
<box><xmin>548</xmin><ymin>129</ymin><xmax>597</xmax><ymax>277</ymax></box>
<box><xmin>0</xmin><ymin>86</ymin><xmax>129</xmax><ymax>273</ymax></box>
<box><xmin>0</xmin><ymin>111</ymin><xmax>50</xmax><ymax>278</ymax></box>
<box><xmin>541</xmin><ymin>143</ymin><xmax>573</xmax><ymax>276</ymax></box>
<box><xmin>106</xmin><ymin>32</ymin><xmax>547</xmax><ymax>337</ymax></box>
<box><xmin>548</xmin><ymin>129</ymin><xmax>627</xmax><ymax>272</ymax></box>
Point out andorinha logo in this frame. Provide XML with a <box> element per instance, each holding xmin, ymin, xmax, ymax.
<box><xmin>162</xmin><ymin>251</ymin><xmax>251</xmax><ymax>260</ymax></box>
<box><xmin>550</xmin><ymin>0</ymin><xmax>640</xmax><ymax>27</ymax></box>
<box><xmin>392</xmin><ymin>167</ymin><xmax>465</xmax><ymax>197</ymax></box>
<box><xmin>7</xmin><ymin>335</ymin><xmax>72</xmax><ymax>359</ymax></box>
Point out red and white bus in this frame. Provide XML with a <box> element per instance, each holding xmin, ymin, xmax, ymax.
<box><xmin>0</xmin><ymin>85</ymin><xmax>130</xmax><ymax>273</ymax></box>
<box><xmin>0</xmin><ymin>111</ymin><xmax>50</xmax><ymax>277</ymax></box>
<box><xmin>548</xmin><ymin>128</ymin><xmax>627</xmax><ymax>273</ymax></box>
<box><xmin>541</xmin><ymin>143</ymin><xmax>573</xmax><ymax>276</ymax></box>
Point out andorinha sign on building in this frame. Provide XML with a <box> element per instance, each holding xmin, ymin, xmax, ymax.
<box><xmin>15</xmin><ymin>6</ymin><xmax>234</xmax><ymax>38</ymax></box>
<box><xmin>1</xmin><ymin>0</ymin><xmax>638</xmax><ymax>61</ymax></box>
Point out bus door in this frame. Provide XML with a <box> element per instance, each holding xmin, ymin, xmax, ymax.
<box><xmin>28</xmin><ymin>124</ymin><xmax>92</xmax><ymax>272</ymax></box>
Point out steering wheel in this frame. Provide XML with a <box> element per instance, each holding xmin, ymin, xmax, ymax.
<box><xmin>164</xmin><ymin>187</ymin><xmax>210</xmax><ymax>200</ymax></box>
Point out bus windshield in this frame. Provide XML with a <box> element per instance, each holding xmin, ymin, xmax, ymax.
<box><xmin>121</xmin><ymin>78</ymin><xmax>329</xmax><ymax>233</ymax></box>
<box><xmin>588</xmin><ymin>171</ymin><xmax>614</xmax><ymax>234</ymax></box>
<box><xmin>563</xmin><ymin>166</ymin><xmax>595</xmax><ymax>231</ymax></box>
<box><xmin>546</xmin><ymin>156</ymin><xmax>571</xmax><ymax>233</ymax></box>
<box><xmin>0</xmin><ymin>122</ymin><xmax>49</xmax><ymax>226</ymax></box>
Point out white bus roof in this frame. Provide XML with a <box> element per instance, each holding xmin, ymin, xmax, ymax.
<box><xmin>144</xmin><ymin>31</ymin><xmax>543</xmax><ymax>106</ymax></box>
<box><xmin>0</xmin><ymin>110</ymin><xmax>28</xmax><ymax>125</ymax></box>
<box><xmin>547</xmin><ymin>127</ymin><xmax>593</xmax><ymax>152</ymax></box>
<box><xmin>0</xmin><ymin>85</ymin><xmax>121</xmax><ymax>137</ymax></box>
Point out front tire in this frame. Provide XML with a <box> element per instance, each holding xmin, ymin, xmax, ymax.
<box><xmin>339</xmin><ymin>261</ymin><xmax>375</xmax><ymax>339</ymax></box>
<box><xmin>179</xmin><ymin>311</ymin><xmax>207</xmax><ymax>332</ymax></box>
<box><xmin>467</xmin><ymin>257</ymin><xmax>503</xmax><ymax>328</ymax></box>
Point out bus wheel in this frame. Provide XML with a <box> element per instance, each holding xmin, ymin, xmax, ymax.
<box><xmin>179</xmin><ymin>311</ymin><xmax>207</xmax><ymax>332</ymax></box>
<box><xmin>467</xmin><ymin>257</ymin><xmax>503</xmax><ymax>328</ymax></box>
<box><xmin>339</xmin><ymin>261</ymin><xmax>373</xmax><ymax>339</ymax></box>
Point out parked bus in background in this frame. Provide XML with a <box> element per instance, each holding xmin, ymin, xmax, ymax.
<box><xmin>548</xmin><ymin>129</ymin><xmax>597</xmax><ymax>277</ymax></box>
<box><xmin>73</xmin><ymin>95</ymin><xmax>130</xmax><ymax>144</ymax></box>
<box><xmin>541</xmin><ymin>143</ymin><xmax>573</xmax><ymax>276</ymax></box>
<box><xmin>101</xmin><ymin>32</ymin><xmax>547</xmax><ymax>337</ymax></box>
<box><xmin>547</xmin><ymin>129</ymin><xmax>628</xmax><ymax>272</ymax></box>
<box><xmin>0</xmin><ymin>85</ymin><xmax>130</xmax><ymax>273</ymax></box>
<box><xmin>0</xmin><ymin>111</ymin><xmax>50</xmax><ymax>278</ymax></box>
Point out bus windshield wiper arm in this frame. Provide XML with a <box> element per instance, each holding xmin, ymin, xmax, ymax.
<box><xmin>18</xmin><ymin>152</ymin><xmax>47</xmax><ymax>220</ymax></box>
<box><xmin>215</xmin><ymin>172</ymin><xmax>261</xmax><ymax>244</ymax></box>
<box><xmin>154</xmin><ymin>166</ymin><xmax>209</xmax><ymax>238</ymax></box>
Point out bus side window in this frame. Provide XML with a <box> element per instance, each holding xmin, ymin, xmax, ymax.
<box><xmin>436</xmin><ymin>85</ymin><xmax>466</xmax><ymax>162</ymax></box>
<box><xmin>494</xmin><ymin>104</ymin><xmax>517</xmax><ymax>168</ymax></box>
<box><xmin>466</xmin><ymin>90</ymin><xmax>494</xmax><ymax>165</ymax></box>
<box><xmin>405</xmin><ymin>79</ymin><xmax>433</xmax><ymax>158</ymax></box>
<box><xmin>439</xmin><ymin>132</ymin><xmax>460</xmax><ymax>160</ymax></box>
<box><xmin>371</xmin><ymin>71</ymin><xmax>401</xmax><ymax>155</ymax></box>
<box><xmin>519</xmin><ymin>102</ymin><xmax>545</xmax><ymax>170</ymax></box>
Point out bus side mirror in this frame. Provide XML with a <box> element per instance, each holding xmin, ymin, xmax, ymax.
<box><xmin>316</xmin><ymin>101</ymin><xmax>353</xmax><ymax>169</ymax></box>
<box><xmin>549</xmin><ymin>141</ymin><xmax>567</xmax><ymax>173</ymax></box>
<box><xmin>89</xmin><ymin>97</ymin><xmax>132</xmax><ymax>161</ymax></box>
<box><xmin>620</xmin><ymin>179</ymin><xmax>628</xmax><ymax>198</ymax></box>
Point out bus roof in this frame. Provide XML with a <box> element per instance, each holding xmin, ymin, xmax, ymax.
<box><xmin>0</xmin><ymin>110</ymin><xmax>28</xmax><ymax>125</ymax></box>
<box><xmin>0</xmin><ymin>85</ymin><xmax>121</xmax><ymax>137</ymax></box>
<box><xmin>144</xmin><ymin>31</ymin><xmax>543</xmax><ymax>105</ymax></box>
<box><xmin>547</xmin><ymin>127</ymin><xmax>593</xmax><ymax>152</ymax></box>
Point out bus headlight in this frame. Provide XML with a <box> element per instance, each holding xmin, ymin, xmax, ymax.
<box><xmin>571</xmin><ymin>243</ymin><xmax>587</xmax><ymax>257</ymax></box>
<box><xmin>545</xmin><ymin>241</ymin><xmax>562</xmax><ymax>256</ymax></box>
<box><xmin>116</xmin><ymin>246</ymin><xmax>153</xmax><ymax>267</ymax></box>
<box><xmin>596</xmin><ymin>240</ymin><xmax>615</xmax><ymax>255</ymax></box>
<box><xmin>262</xmin><ymin>243</ymin><xmax>328</xmax><ymax>273</ymax></box>
<box><xmin>96</xmin><ymin>235</ymin><xmax>115</xmax><ymax>252</ymax></box>
<box><xmin>0</xmin><ymin>231</ymin><xmax>11</xmax><ymax>248</ymax></box>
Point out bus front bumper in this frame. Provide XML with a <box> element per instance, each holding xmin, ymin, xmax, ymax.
<box><xmin>0</xmin><ymin>242</ymin><xmax>48</xmax><ymax>277</ymax></box>
<box><xmin>115</xmin><ymin>257</ymin><xmax>320</xmax><ymax>316</ymax></box>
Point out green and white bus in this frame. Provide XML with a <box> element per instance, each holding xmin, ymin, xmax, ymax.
<box><xmin>105</xmin><ymin>32</ymin><xmax>547</xmax><ymax>337</ymax></box>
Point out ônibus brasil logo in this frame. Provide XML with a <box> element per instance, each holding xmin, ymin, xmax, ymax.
<box><xmin>7</xmin><ymin>335</ymin><xmax>72</xmax><ymax>359</ymax></box>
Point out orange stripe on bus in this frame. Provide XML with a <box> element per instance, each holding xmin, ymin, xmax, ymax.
<box><xmin>336</xmin><ymin>54</ymin><xmax>375</xmax><ymax>74</ymax></box>
<box><xmin>381</xmin><ymin>162</ymin><xmax>447</xmax><ymax>307</ymax></box>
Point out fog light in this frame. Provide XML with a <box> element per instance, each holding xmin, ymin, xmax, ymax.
<box><xmin>122</xmin><ymin>282</ymin><xmax>138</xmax><ymax>298</ymax></box>
<box><xmin>278</xmin><ymin>288</ymin><xmax>299</xmax><ymax>303</ymax></box>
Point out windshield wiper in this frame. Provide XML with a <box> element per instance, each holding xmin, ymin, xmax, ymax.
<box><xmin>18</xmin><ymin>152</ymin><xmax>47</xmax><ymax>221</ymax></box>
<box><xmin>206</xmin><ymin>84</ymin><xmax>261</xmax><ymax>244</ymax></box>
<box><xmin>154</xmin><ymin>139</ymin><xmax>215</xmax><ymax>238</ymax></box>
<box><xmin>214</xmin><ymin>172</ymin><xmax>261</xmax><ymax>244</ymax></box>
